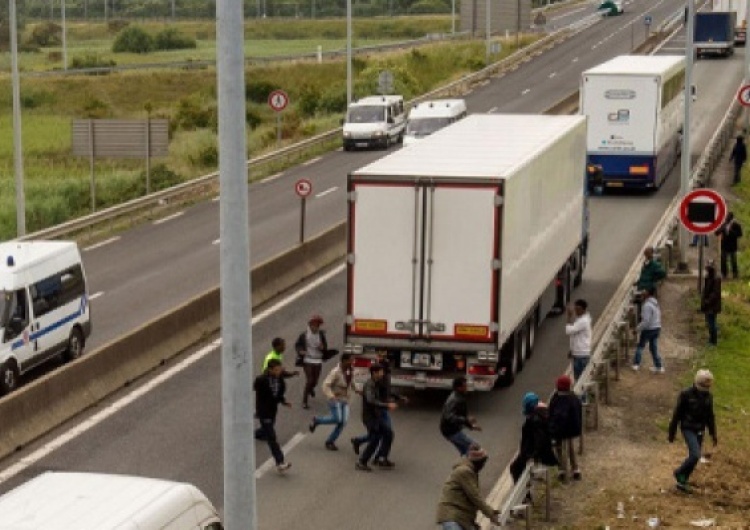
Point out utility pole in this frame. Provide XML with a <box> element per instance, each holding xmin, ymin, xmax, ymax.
<box><xmin>485</xmin><ymin>0</ymin><xmax>491</xmax><ymax>64</ymax></box>
<box><xmin>745</xmin><ymin>0</ymin><xmax>750</xmax><ymax>132</ymax></box>
<box><xmin>10</xmin><ymin>0</ymin><xmax>26</xmax><ymax>236</ymax></box>
<box><xmin>678</xmin><ymin>0</ymin><xmax>696</xmax><ymax>271</ymax></box>
<box><xmin>62</xmin><ymin>0</ymin><xmax>68</xmax><ymax>70</ymax></box>
<box><xmin>347</xmin><ymin>0</ymin><xmax>352</xmax><ymax>105</ymax></box>
<box><xmin>217</xmin><ymin>0</ymin><xmax>255</xmax><ymax>527</ymax></box>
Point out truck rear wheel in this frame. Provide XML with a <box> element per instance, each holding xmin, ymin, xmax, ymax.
<box><xmin>525</xmin><ymin>313</ymin><xmax>537</xmax><ymax>360</ymax></box>
<box><xmin>515</xmin><ymin>327</ymin><xmax>527</xmax><ymax>373</ymax></box>
<box><xmin>496</xmin><ymin>339</ymin><xmax>517</xmax><ymax>388</ymax></box>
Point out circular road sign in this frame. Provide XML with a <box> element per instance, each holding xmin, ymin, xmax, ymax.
<box><xmin>268</xmin><ymin>89</ymin><xmax>289</xmax><ymax>112</ymax></box>
<box><xmin>679</xmin><ymin>189</ymin><xmax>727</xmax><ymax>234</ymax></box>
<box><xmin>295</xmin><ymin>178</ymin><xmax>312</xmax><ymax>198</ymax></box>
<box><xmin>737</xmin><ymin>84</ymin><xmax>750</xmax><ymax>107</ymax></box>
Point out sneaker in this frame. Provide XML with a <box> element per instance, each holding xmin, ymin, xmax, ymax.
<box><xmin>355</xmin><ymin>461</ymin><xmax>372</xmax><ymax>472</ymax></box>
<box><xmin>276</xmin><ymin>462</ymin><xmax>292</xmax><ymax>474</ymax></box>
<box><xmin>675</xmin><ymin>481</ymin><xmax>692</xmax><ymax>493</ymax></box>
<box><xmin>375</xmin><ymin>459</ymin><xmax>395</xmax><ymax>469</ymax></box>
<box><xmin>310</xmin><ymin>389</ymin><xmax>316</xmax><ymax>398</ymax></box>
<box><xmin>350</xmin><ymin>437</ymin><xmax>361</xmax><ymax>456</ymax></box>
<box><xmin>309</xmin><ymin>419</ymin><xmax>317</xmax><ymax>433</ymax></box>
<box><xmin>572</xmin><ymin>470</ymin><xmax>582</xmax><ymax>481</ymax></box>
<box><xmin>302</xmin><ymin>403</ymin><xmax>310</xmax><ymax>410</ymax></box>
<box><xmin>325</xmin><ymin>442</ymin><xmax>338</xmax><ymax>451</ymax></box>
<box><xmin>650</xmin><ymin>367</ymin><xmax>665</xmax><ymax>374</ymax></box>
<box><xmin>631</xmin><ymin>364</ymin><xmax>640</xmax><ymax>371</ymax></box>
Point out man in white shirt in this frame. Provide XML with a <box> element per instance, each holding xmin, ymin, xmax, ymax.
<box><xmin>565</xmin><ymin>299</ymin><xmax>592</xmax><ymax>381</ymax></box>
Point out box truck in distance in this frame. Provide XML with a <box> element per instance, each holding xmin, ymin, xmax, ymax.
<box><xmin>344</xmin><ymin>114</ymin><xmax>589</xmax><ymax>391</ymax></box>
<box><xmin>695</xmin><ymin>11</ymin><xmax>736</xmax><ymax>57</ymax></box>
<box><xmin>580</xmin><ymin>55</ymin><xmax>685</xmax><ymax>190</ymax></box>
<box><xmin>712</xmin><ymin>0</ymin><xmax>747</xmax><ymax>44</ymax></box>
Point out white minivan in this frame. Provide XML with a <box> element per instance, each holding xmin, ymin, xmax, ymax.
<box><xmin>403</xmin><ymin>99</ymin><xmax>468</xmax><ymax>146</ymax></box>
<box><xmin>343</xmin><ymin>95</ymin><xmax>406</xmax><ymax>150</ymax></box>
<box><xmin>0</xmin><ymin>241</ymin><xmax>92</xmax><ymax>394</ymax></box>
<box><xmin>0</xmin><ymin>472</ymin><xmax>222</xmax><ymax>530</ymax></box>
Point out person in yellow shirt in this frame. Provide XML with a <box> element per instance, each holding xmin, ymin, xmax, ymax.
<box><xmin>263</xmin><ymin>338</ymin><xmax>300</xmax><ymax>378</ymax></box>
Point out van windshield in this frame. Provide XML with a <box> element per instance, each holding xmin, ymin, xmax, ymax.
<box><xmin>347</xmin><ymin>106</ymin><xmax>386</xmax><ymax>124</ymax></box>
<box><xmin>406</xmin><ymin>117</ymin><xmax>452</xmax><ymax>136</ymax></box>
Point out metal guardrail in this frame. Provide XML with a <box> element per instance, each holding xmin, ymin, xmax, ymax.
<box><xmin>492</xmin><ymin>83</ymin><xmax>743</xmax><ymax>528</ymax></box>
<box><xmin>19</xmin><ymin>22</ymin><xmax>591</xmax><ymax>243</ymax></box>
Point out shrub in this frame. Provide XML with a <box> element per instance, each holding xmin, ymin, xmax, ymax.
<box><xmin>21</xmin><ymin>89</ymin><xmax>56</xmax><ymax>109</ymax></box>
<box><xmin>81</xmin><ymin>97</ymin><xmax>111</xmax><ymax>118</ymax></box>
<box><xmin>297</xmin><ymin>84</ymin><xmax>320</xmax><ymax>117</ymax></box>
<box><xmin>154</xmin><ymin>28</ymin><xmax>197</xmax><ymax>51</ymax></box>
<box><xmin>408</xmin><ymin>0</ymin><xmax>450</xmax><ymax>14</ymax></box>
<box><xmin>29</xmin><ymin>22</ymin><xmax>61</xmax><ymax>47</ymax></box>
<box><xmin>173</xmin><ymin>96</ymin><xmax>216</xmax><ymax>131</ymax></box>
<box><xmin>245</xmin><ymin>80</ymin><xmax>277</xmax><ymax>104</ymax></box>
<box><xmin>318</xmin><ymin>86</ymin><xmax>347</xmax><ymax>114</ymax></box>
<box><xmin>112</xmin><ymin>26</ymin><xmax>154</xmax><ymax>54</ymax></box>
<box><xmin>107</xmin><ymin>19</ymin><xmax>130</xmax><ymax>33</ymax></box>
<box><xmin>142</xmin><ymin>164</ymin><xmax>183</xmax><ymax>192</ymax></box>
<box><xmin>70</xmin><ymin>53</ymin><xmax>116</xmax><ymax>70</ymax></box>
<box><xmin>188</xmin><ymin>143</ymin><xmax>218</xmax><ymax>167</ymax></box>
<box><xmin>246</xmin><ymin>107</ymin><xmax>262</xmax><ymax>129</ymax></box>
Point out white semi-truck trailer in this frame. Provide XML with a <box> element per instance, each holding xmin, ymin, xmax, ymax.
<box><xmin>344</xmin><ymin>114</ymin><xmax>589</xmax><ymax>391</ymax></box>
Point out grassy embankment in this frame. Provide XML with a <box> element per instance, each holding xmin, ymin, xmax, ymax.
<box><xmin>0</xmin><ymin>16</ymin><xmax>537</xmax><ymax>239</ymax></box>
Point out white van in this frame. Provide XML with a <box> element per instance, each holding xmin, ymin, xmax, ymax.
<box><xmin>0</xmin><ymin>241</ymin><xmax>91</xmax><ymax>394</ymax></box>
<box><xmin>404</xmin><ymin>99</ymin><xmax>468</xmax><ymax>146</ymax></box>
<box><xmin>343</xmin><ymin>95</ymin><xmax>406</xmax><ymax>151</ymax></box>
<box><xmin>0</xmin><ymin>472</ymin><xmax>222</xmax><ymax>530</ymax></box>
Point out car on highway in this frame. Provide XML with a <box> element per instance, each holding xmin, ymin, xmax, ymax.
<box><xmin>599</xmin><ymin>0</ymin><xmax>624</xmax><ymax>16</ymax></box>
<box><xmin>403</xmin><ymin>98</ymin><xmax>467</xmax><ymax>146</ymax></box>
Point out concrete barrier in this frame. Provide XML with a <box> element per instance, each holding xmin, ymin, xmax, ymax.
<box><xmin>0</xmin><ymin>223</ymin><xmax>346</xmax><ymax>460</ymax></box>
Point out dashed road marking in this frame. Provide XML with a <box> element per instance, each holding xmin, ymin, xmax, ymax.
<box><xmin>153</xmin><ymin>212</ymin><xmax>184</xmax><ymax>225</ymax></box>
<box><xmin>315</xmin><ymin>186</ymin><xmax>338</xmax><ymax>199</ymax></box>
<box><xmin>84</xmin><ymin>237</ymin><xmax>120</xmax><ymax>252</ymax></box>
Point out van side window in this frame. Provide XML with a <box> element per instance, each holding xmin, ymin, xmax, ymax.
<box><xmin>3</xmin><ymin>289</ymin><xmax>28</xmax><ymax>342</ymax></box>
<box><xmin>31</xmin><ymin>265</ymin><xmax>85</xmax><ymax>318</ymax></box>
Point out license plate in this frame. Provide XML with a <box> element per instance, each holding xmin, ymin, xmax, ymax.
<box><xmin>412</xmin><ymin>353</ymin><xmax>432</xmax><ymax>367</ymax></box>
<box><xmin>606</xmin><ymin>182</ymin><xmax>624</xmax><ymax>188</ymax></box>
<box><xmin>356</xmin><ymin>142</ymin><xmax>368</xmax><ymax>148</ymax></box>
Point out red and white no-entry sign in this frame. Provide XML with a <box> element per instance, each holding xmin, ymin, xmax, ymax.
<box><xmin>738</xmin><ymin>85</ymin><xmax>750</xmax><ymax>107</ymax></box>
<box><xmin>295</xmin><ymin>178</ymin><xmax>312</xmax><ymax>198</ymax></box>
<box><xmin>679</xmin><ymin>189</ymin><xmax>727</xmax><ymax>234</ymax></box>
<box><xmin>268</xmin><ymin>89</ymin><xmax>289</xmax><ymax>112</ymax></box>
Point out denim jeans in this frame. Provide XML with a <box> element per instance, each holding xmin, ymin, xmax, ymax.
<box><xmin>675</xmin><ymin>429</ymin><xmax>703</xmax><ymax>483</ymax></box>
<box><xmin>572</xmin><ymin>356</ymin><xmax>590</xmax><ymax>381</ymax></box>
<box><xmin>255</xmin><ymin>418</ymin><xmax>284</xmax><ymax>465</ymax></box>
<box><xmin>314</xmin><ymin>400</ymin><xmax>350</xmax><ymax>444</ymax></box>
<box><xmin>705</xmin><ymin>313</ymin><xmax>718</xmax><ymax>345</ymax></box>
<box><xmin>360</xmin><ymin>418</ymin><xmax>393</xmax><ymax>464</ymax></box>
<box><xmin>633</xmin><ymin>329</ymin><xmax>662</xmax><ymax>369</ymax></box>
<box><xmin>444</xmin><ymin>430</ymin><xmax>478</xmax><ymax>456</ymax></box>
<box><xmin>440</xmin><ymin>522</ymin><xmax>466</xmax><ymax>530</ymax></box>
<box><xmin>721</xmin><ymin>249</ymin><xmax>739</xmax><ymax>279</ymax></box>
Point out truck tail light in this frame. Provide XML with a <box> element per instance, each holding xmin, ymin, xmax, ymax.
<box><xmin>468</xmin><ymin>365</ymin><xmax>497</xmax><ymax>376</ymax></box>
<box><xmin>629</xmin><ymin>165</ymin><xmax>649</xmax><ymax>175</ymax></box>
<box><xmin>352</xmin><ymin>357</ymin><xmax>372</xmax><ymax>368</ymax></box>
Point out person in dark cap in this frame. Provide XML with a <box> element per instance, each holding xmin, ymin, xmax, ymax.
<box><xmin>355</xmin><ymin>364</ymin><xmax>397</xmax><ymax>472</ymax></box>
<box><xmin>549</xmin><ymin>375</ymin><xmax>583</xmax><ymax>482</ymax></box>
<box><xmin>436</xmin><ymin>446</ymin><xmax>501</xmax><ymax>529</ymax></box>
<box><xmin>296</xmin><ymin>314</ymin><xmax>328</xmax><ymax>409</ymax></box>
<box><xmin>729</xmin><ymin>134</ymin><xmax>747</xmax><ymax>185</ymax></box>
<box><xmin>669</xmin><ymin>369</ymin><xmax>717</xmax><ymax>493</ymax></box>
<box><xmin>700</xmin><ymin>261</ymin><xmax>722</xmax><ymax>345</ymax></box>
<box><xmin>509</xmin><ymin>392</ymin><xmax>558</xmax><ymax>482</ymax></box>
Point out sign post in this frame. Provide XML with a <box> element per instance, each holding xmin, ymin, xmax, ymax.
<box><xmin>737</xmin><ymin>84</ymin><xmax>750</xmax><ymax>132</ymax></box>
<box><xmin>644</xmin><ymin>14</ymin><xmax>652</xmax><ymax>39</ymax></box>
<box><xmin>295</xmin><ymin>178</ymin><xmax>313</xmax><ymax>243</ymax></box>
<box><xmin>679</xmin><ymin>189</ymin><xmax>728</xmax><ymax>292</ymax></box>
<box><xmin>268</xmin><ymin>89</ymin><xmax>289</xmax><ymax>146</ymax></box>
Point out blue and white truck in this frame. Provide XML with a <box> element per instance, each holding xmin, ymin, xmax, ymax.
<box><xmin>580</xmin><ymin>55</ymin><xmax>685</xmax><ymax>190</ymax></box>
<box><xmin>695</xmin><ymin>11</ymin><xmax>737</xmax><ymax>57</ymax></box>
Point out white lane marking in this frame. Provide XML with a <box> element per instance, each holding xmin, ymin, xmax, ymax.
<box><xmin>153</xmin><ymin>212</ymin><xmax>184</xmax><ymax>225</ymax></box>
<box><xmin>212</xmin><ymin>238</ymin><xmax>220</xmax><ymax>245</ymax></box>
<box><xmin>262</xmin><ymin>172</ymin><xmax>284</xmax><ymax>183</ymax></box>
<box><xmin>89</xmin><ymin>291</ymin><xmax>104</xmax><ymax>301</ymax></box>
<box><xmin>572</xmin><ymin>57</ymin><xmax>579</xmax><ymax>63</ymax></box>
<box><xmin>302</xmin><ymin>156</ymin><xmax>322</xmax><ymax>167</ymax></box>
<box><xmin>84</xmin><ymin>237</ymin><xmax>120</xmax><ymax>252</ymax></box>
<box><xmin>488</xmin><ymin>106</ymin><xmax>498</xmax><ymax>113</ymax></box>
<box><xmin>254</xmin><ymin>433</ymin><xmax>306</xmax><ymax>479</ymax></box>
<box><xmin>652</xmin><ymin>25</ymin><xmax>683</xmax><ymax>54</ymax></box>
<box><xmin>549</xmin><ymin>72</ymin><xmax>557</xmax><ymax>78</ymax></box>
<box><xmin>549</xmin><ymin>5</ymin><xmax>587</xmax><ymax>21</ymax></box>
<box><xmin>521</xmin><ymin>88</ymin><xmax>531</xmax><ymax>95</ymax></box>
<box><xmin>315</xmin><ymin>186</ymin><xmax>338</xmax><ymax>199</ymax></box>
<box><xmin>0</xmin><ymin>263</ymin><xmax>347</xmax><ymax>486</ymax></box>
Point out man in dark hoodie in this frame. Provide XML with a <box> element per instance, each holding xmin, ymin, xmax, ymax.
<box><xmin>549</xmin><ymin>375</ymin><xmax>583</xmax><ymax>482</ymax></box>
<box><xmin>669</xmin><ymin>369</ymin><xmax>717</xmax><ymax>493</ymax></box>
<box><xmin>509</xmin><ymin>392</ymin><xmax>558</xmax><ymax>482</ymax></box>
<box><xmin>253</xmin><ymin>359</ymin><xmax>292</xmax><ymax>473</ymax></box>
<box><xmin>700</xmin><ymin>262</ymin><xmax>722</xmax><ymax>345</ymax></box>
<box><xmin>436</xmin><ymin>446</ymin><xmax>501</xmax><ymax>530</ymax></box>
<box><xmin>355</xmin><ymin>364</ymin><xmax>397</xmax><ymax>472</ymax></box>
<box><xmin>716</xmin><ymin>212</ymin><xmax>743</xmax><ymax>279</ymax></box>
<box><xmin>729</xmin><ymin>134</ymin><xmax>747</xmax><ymax>185</ymax></box>
<box><xmin>440</xmin><ymin>377</ymin><xmax>482</xmax><ymax>456</ymax></box>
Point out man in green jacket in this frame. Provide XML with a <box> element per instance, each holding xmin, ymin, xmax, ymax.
<box><xmin>262</xmin><ymin>337</ymin><xmax>299</xmax><ymax>379</ymax></box>
<box><xmin>636</xmin><ymin>247</ymin><xmax>666</xmax><ymax>292</ymax></box>
<box><xmin>436</xmin><ymin>447</ymin><xmax>501</xmax><ymax>529</ymax></box>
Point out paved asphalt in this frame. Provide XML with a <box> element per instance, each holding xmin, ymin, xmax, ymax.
<box><xmin>1</xmin><ymin>2</ymin><xmax>743</xmax><ymax>529</ymax></box>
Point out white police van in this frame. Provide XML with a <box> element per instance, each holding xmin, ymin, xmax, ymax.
<box><xmin>0</xmin><ymin>241</ymin><xmax>91</xmax><ymax>394</ymax></box>
<box><xmin>343</xmin><ymin>95</ymin><xmax>406</xmax><ymax>150</ymax></box>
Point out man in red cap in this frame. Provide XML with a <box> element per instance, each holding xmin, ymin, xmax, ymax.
<box><xmin>295</xmin><ymin>314</ymin><xmax>328</xmax><ymax>409</ymax></box>
<box><xmin>549</xmin><ymin>374</ymin><xmax>583</xmax><ymax>482</ymax></box>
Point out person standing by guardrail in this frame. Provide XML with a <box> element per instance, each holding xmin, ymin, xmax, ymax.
<box><xmin>668</xmin><ymin>369</ymin><xmax>717</xmax><ymax>493</ymax></box>
<box><xmin>700</xmin><ymin>262</ymin><xmax>722</xmax><ymax>346</ymax></box>
<box><xmin>715</xmin><ymin>212</ymin><xmax>743</xmax><ymax>280</ymax></box>
<box><xmin>440</xmin><ymin>376</ymin><xmax>482</xmax><ymax>456</ymax></box>
<box><xmin>631</xmin><ymin>286</ymin><xmax>664</xmax><ymax>373</ymax></box>
<box><xmin>296</xmin><ymin>314</ymin><xmax>328</xmax><ymax>410</ymax></box>
<box><xmin>435</xmin><ymin>446</ymin><xmax>502</xmax><ymax>529</ymax></box>
<box><xmin>549</xmin><ymin>375</ymin><xmax>583</xmax><ymax>483</ymax></box>
<box><xmin>565</xmin><ymin>299</ymin><xmax>592</xmax><ymax>381</ymax></box>
<box><xmin>729</xmin><ymin>135</ymin><xmax>747</xmax><ymax>185</ymax></box>
<box><xmin>509</xmin><ymin>392</ymin><xmax>558</xmax><ymax>483</ymax></box>
<box><xmin>636</xmin><ymin>247</ymin><xmax>666</xmax><ymax>295</ymax></box>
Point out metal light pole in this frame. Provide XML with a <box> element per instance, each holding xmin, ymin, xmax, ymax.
<box><xmin>451</xmin><ymin>0</ymin><xmax>455</xmax><ymax>34</ymax></box>
<box><xmin>347</xmin><ymin>0</ymin><xmax>352</xmax><ymax>105</ymax></box>
<box><xmin>10</xmin><ymin>0</ymin><xmax>26</xmax><ymax>236</ymax></box>
<box><xmin>485</xmin><ymin>0</ymin><xmax>491</xmax><ymax>64</ymax></box>
<box><xmin>217</xmin><ymin>0</ymin><xmax>254</xmax><ymax>526</ymax></box>
<box><xmin>62</xmin><ymin>0</ymin><xmax>68</xmax><ymax>70</ymax></box>
<box><xmin>744</xmin><ymin>0</ymin><xmax>750</xmax><ymax>132</ymax></box>
<box><xmin>678</xmin><ymin>0</ymin><xmax>696</xmax><ymax>270</ymax></box>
